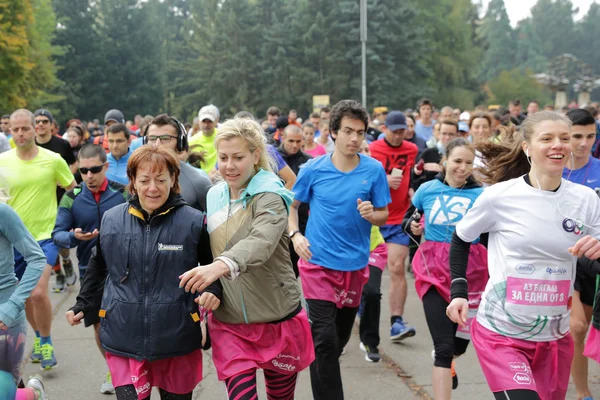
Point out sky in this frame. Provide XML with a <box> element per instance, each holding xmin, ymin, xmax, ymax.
<box><xmin>481</xmin><ymin>0</ymin><xmax>596</xmax><ymax>26</ymax></box>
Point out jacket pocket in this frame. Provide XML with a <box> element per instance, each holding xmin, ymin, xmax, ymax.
<box><xmin>100</xmin><ymin>300</ymin><xmax>143</xmax><ymax>355</ymax></box>
<box><xmin>150</xmin><ymin>301</ymin><xmax>202</xmax><ymax>357</ymax></box>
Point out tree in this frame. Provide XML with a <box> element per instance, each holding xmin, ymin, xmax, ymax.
<box><xmin>529</xmin><ymin>0</ymin><xmax>577</xmax><ymax>59</ymax></box>
<box><xmin>513</xmin><ymin>19</ymin><xmax>548</xmax><ymax>74</ymax></box>
<box><xmin>484</xmin><ymin>68</ymin><xmax>553</xmax><ymax>106</ymax></box>
<box><xmin>477</xmin><ymin>0</ymin><xmax>516</xmax><ymax>82</ymax></box>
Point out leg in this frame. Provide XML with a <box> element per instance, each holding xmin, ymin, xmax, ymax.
<box><xmin>422</xmin><ymin>288</ymin><xmax>458</xmax><ymax>400</ymax></box>
<box><xmin>224</xmin><ymin>369</ymin><xmax>258</xmax><ymax>400</ymax></box>
<box><xmin>264</xmin><ymin>369</ymin><xmax>298</xmax><ymax>400</ymax></box>
<box><xmin>359</xmin><ymin>266</ymin><xmax>382</xmax><ymax>350</ymax></box>
<box><xmin>29</xmin><ymin>264</ymin><xmax>53</xmax><ymax>336</ymax></box>
<box><xmin>336</xmin><ymin>306</ymin><xmax>359</xmax><ymax>353</ymax></box>
<box><xmin>570</xmin><ymin>290</ymin><xmax>594</xmax><ymax>400</ymax></box>
<box><xmin>158</xmin><ymin>388</ymin><xmax>193</xmax><ymax>400</ymax></box>
<box><xmin>493</xmin><ymin>390</ymin><xmax>541</xmax><ymax>400</ymax></box>
<box><xmin>115</xmin><ymin>385</ymin><xmax>151</xmax><ymax>400</ymax></box>
<box><xmin>387</xmin><ymin>242</ymin><xmax>409</xmax><ymax>317</ymax></box>
<box><xmin>94</xmin><ymin>322</ymin><xmax>106</xmax><ymax>358</ymax></box>
<box><xmin>306</xmin><ymin>299</ymin><xmax>344</xmax><ymax>400</ymax></box>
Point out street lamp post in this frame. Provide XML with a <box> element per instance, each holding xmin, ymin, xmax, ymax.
<box><xmin>360</xmin><ymin>0</ymin><xmax>367</xmax><ymax>108</ymax></box>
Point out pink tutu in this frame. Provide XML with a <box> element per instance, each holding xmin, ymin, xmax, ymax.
<box><xmin>106</xmin><ymin>350</ymin><xmax>203</xmax><ymax>397</ymax></box>
<box><xmin>209</xmin><ymin>309</ymin><xmax>315</xmax><ymax>381</ymax></box>
<box><xmin>368</xmin><ymin>244</ymin><xmax>388</xmax><ymax>271</ymax></box>
<box><xmin>584</xmin><ymin>325</ymin><xmax>600</xmax><ymax>364</ymax></box>
<box><xmin>412</xmin><ymin>241</ymin><xmax>488</xmax><ymax>306</ymax></box>
<box><xmin>298</xmin><ymin>259</ymin><xmax>369</xmax><ymax>308</ymax></box>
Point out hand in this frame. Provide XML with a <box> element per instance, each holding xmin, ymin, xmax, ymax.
<box><xmin>74</xmin><ymin>228</ymin><xmax>99</xmax><ymax>241</ymax></box>
<box><xmin>0</xmin><ymin>321</ymin><xmax>6</xmax><ymax>331</ymax></box>
<box><xmin>387</xmin><ymin>175</ymin><xmax>402</xmax><ymax>190</ymax></box>
<box><xmin>446</xmin><ymin>298</ymin><xmax>469</xmax><ymax>328</ymax></box>
<box><xmin>410</xmin><ymin>220</ymin><xmax>423</xmax><ymax>236</ymax></box>
<box><xmin>65</xmin><ymin>310</ymin><xmax>84</xmax><ymax>326</ymax></box>
<box><xmin>292</xmin><ymin>233</ymin><xmax>312</xmax><ymax>261</ymax></box>
<box><xmin>569</xmin><ymin>235</ymin><xmax>600</xmax><ymax>259</ymax></box>
<box><xmin>179</xmin><ymin>262</ymin><xmax>229</xmax><ymax>294</ymax></box>
<box><xmin>196</xmin><ymin>292</ymin><xmax>221</xmax><ymax>310</ymax></box>
<box><xmin>423</xmin><ymin>163</ymin><xmax>442</xmax><ymax>173</ymax></box>
<box><xmin>357</xmin><ymin>199</ymin><xmax>375</xmax><ymax>222</ymax></box>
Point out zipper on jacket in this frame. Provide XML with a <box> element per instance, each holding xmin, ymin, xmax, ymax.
<box><xmin>143</xmin><ymin>221</ymin><xmax>150</xmax><ymax>356</ymax></box>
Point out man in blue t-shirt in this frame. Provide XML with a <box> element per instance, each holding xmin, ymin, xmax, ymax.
<box><xmin>562</xmin><ymin>108</ymin><xmax>600</xmax><ymax>400</ymax></box>
<box><xmin>289</xmin><ymin>100</ymin><xmax>391</xmax><ymax>400</ymax></box>
<box><xmin>414</xmin><ymin>98</ymin><xmax>436</xmax><ymax>141</ymax></box>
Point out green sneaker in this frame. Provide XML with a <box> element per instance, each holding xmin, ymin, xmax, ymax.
<box><xmin>30</xmin><ymin>337</ymin><xmax>42</xmax><ymax>363</ymax></box>
<box><xmin>100</xmin><ymin>371</ymin><xmax>115</xmax><ymax>394</ymax></box>
<box><xmin>40</xmin><ymin>343</ymin><xmax>57</xmax><ymax>370</ymax></box>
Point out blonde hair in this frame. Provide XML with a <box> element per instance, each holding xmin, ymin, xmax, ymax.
<box><xmin>215</xmin><ymin>118</ymin><xmax>274</xmax><ymax>173</ymax></box>
<box><xmin>0</xmin><ymin>170</ymin><xmax>10</xmax><ymax>203</ymax></box>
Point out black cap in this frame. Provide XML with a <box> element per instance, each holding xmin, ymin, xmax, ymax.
<box><xmin>104</xmin><ymin>109</ymin><xmax>125</xmax><ymax>124</ymax></box>
<box><xmin>34</xmin><ymin>109</ymin><xmax>54</xmax><ymax>123</ymax></box>
<box><xmin>276</xmin><ymin>115</ymin><xmax>289</xmax><ymax>130</ymax></box>
<box><xmin>384</xmin><ymin>111</ymin><xmax>407</xmax><ymax>130</ymax></box>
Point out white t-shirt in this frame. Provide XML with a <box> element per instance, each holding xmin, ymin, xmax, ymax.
<box><xmin>456</xmin><ymin>176</ymin><xmax>600</xmax><ymax>341</ymax></box>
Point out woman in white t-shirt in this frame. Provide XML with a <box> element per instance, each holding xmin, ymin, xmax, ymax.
<box><xmin>446</xmin><ymin>111</ymin><xmax>600</xmax><ymax>400</ymax></box>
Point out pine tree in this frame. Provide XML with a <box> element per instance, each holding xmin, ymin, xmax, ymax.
<box><xmin>477</xmin><ymin>0</ymin><xmax>516</xmax><ymax>82</ymax></box>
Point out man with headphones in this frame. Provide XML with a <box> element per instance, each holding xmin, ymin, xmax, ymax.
<box><xmin>145</xmin><ymin>114</ymin><xmax>212</xmax><ymax>212</ymax></box>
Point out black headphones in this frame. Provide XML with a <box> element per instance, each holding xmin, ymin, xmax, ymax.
<box><xmin>142</xmin><ymin>116</ymin><xmax>188</xmax><ymax>152</ymax></box>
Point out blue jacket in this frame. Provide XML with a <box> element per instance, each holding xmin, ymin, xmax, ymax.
<box><xmin>71</xmin><ymin>194</ymin><xmax>216</xmax><ymax>361</ymax></box>
<box><xmin>52</xmin><ymin>180</ymin><xmax>128</xmax><ymax>269</ymax></box>
<box><xmin>106</xmin><ymin>150</ymin><xmax>131</xmax><ymax>185</ymax></box>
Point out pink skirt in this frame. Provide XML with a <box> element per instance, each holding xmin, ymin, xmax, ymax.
<box><xmin>106</xmin><ymin>350</ymin><xmax>203</xmax><ymax>397</ymax></box>
<box><xmin>298</xmin><ymin>259</ymin><xmax>369</xmax><ymax>308</ymax></box>
<box><xmin>584</xmin><ymin>325</ymin><xmax>600</xmax><ymax>364</ymax></box>
<box><xmin>368</xmin><ymin>244</ymin><xmax>388</xmax><ymax>271</ymax></box>
<box><xmin>209</xmin><ymin>309</ymin><xmax>315</xmax><ymax>381</ymax></box>
<box><xmin>471</xmin><ymin>318</ymin><xmax>573</xmax><ymax>399</ymax></box>
<box><xmin>412</xmin><ymin>241</ymin><xmax>488</xmax><ymax>306</ymax></box>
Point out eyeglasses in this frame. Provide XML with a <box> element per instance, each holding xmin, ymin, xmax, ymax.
<box><xmin>147</xmin><ymin>135</ymin><xmax>178</xmax><ymax>143</ymax></box>
<box><xmin>35</xmin><ymin>119</ymin><xmax>50</xmax><ymax>125</ymax></box>
<box><xmin>79</xmin><ymin>163</ymin><xmax>106</xmax><ymax>174</ymax></box>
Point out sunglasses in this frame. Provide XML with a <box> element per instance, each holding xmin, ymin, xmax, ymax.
<box><xmin>35</xmin><ymin>119</ymin><xmax>50</xmax><ymax>125</ymax></box>
<box><xmin>79</xmin><ymin>163</ymin><xmax>106</xmax><ymax>174</ymax></box>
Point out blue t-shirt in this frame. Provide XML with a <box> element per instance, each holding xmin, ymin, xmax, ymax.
<box><xmin>412</xmin><ymin>179</ymin><xmax>483</xmax><ymax>243</ymax></box>
<box><xmin>106</xmin><ymin>150</ymin><xmax>131</xmax><ymax>185</ymax></box>
<box><xmin>415</xmin><ymin>120</ymin><xmax>436</xmax><ymax>141</ymax></box>
<box><xmin>293</xmin><ymin>154</ymin><xmax>391</xmax><ymax>271</ymax></box>
<box><xmin>563</xmin><ymin>157</ymin><xmax>600</xmax><ymax>196</ymax></box>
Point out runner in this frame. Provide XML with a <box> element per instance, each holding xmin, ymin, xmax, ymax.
<box><xmin>105</xmin><ymin>123</ymin><xmax>132</xmax><ymax>185</ymax></box>
<box><xmin>188</xmin><ymin>105</ymin><xmax>219</xmax><ymax>176</ymax></box>
<box><xmin>562</xmin><ymin>108</ymin><xmax>600</xmax><ymax>400</ymax></box>
<box><xmin>315</xmin><ymin>119</ymin><xmax>335</xmax><ymax>153</ymax></box>
<box><xmin>369</xmin><ymin>111</ymin><xmax>419</xmax><ymax>342</ymax></box>
<box><xmin>447</xmin><ymin>111</ymin><xmax>600</xmax><ymax>400</ymax></box>
<box><xmin>52</xmin><ymin>144</ymin><xmax>128</xmax><ymax>394</ymax></box>
<box><xmin>0</xmin><ymin>173</ymin><xmax>49</xmax><ymax>400</ymax></box>
<box><xmin>179</xmin><ymin>117</ymin><xmax>314</xmax><ymax>400</ymax></box>
<box><xmin>406</xmin><ymin>138</ymin><xmax>487</xmax><ymax>399</ymax></box>
<box><xmin>67</xmin><ymin>145</ymin><xmax>215</xmax><ymax>399</ymax></box>
<box><xmin>289</xmin><ymin>100</ymin><xmax>390</xmax><ymax>399</ymax></box>
<box><xmin>302</xmin><ymin>121</ymin><xmax>327</xmax><ymax>157</ymax></box>
<box><xmin>415</xmin><ymin>99</ymin><xmax>436</xmax><ymax>141</ymax></box>
<box><xmin>0</xmin><ymin>109</ymin><xmax>75</xmax><ymax>370</ymax></box>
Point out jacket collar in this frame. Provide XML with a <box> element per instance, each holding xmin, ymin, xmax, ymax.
<box><xmin>128</xmin><ymin>193</ymin><xmax>187</xmax><ymax>222</ymax></box>
<box><xmin>434</xmin><ymin>172</ymin><xmax>480</xmax><ymax>189</ymax></box>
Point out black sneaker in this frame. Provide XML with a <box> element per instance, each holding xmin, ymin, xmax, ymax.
<box><xmin>359</xmin><ymin>342</ymin><xmax>381</xmax><ymax>363</ymax></box>
<box><xmin>62</xmin><ymin>258</ymin><xmax>77</xmax><ymax>286</ymax></box>
<box><xmin>53</xmin><ymin>273</ymin><xmax>65</xmax><ymax>293</ymax></box>
<box><xmin>451</xmin><ymin>361</ymin><xmax>459</xmax><ymax>389</ymax></box>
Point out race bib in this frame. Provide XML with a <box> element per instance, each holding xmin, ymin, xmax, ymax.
<box><xmin>506</xmin><ymin>276</ymin><xmax>570</xmax><ymax>316</ymax></box>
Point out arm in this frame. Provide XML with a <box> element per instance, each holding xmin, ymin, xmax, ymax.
<box><xmin>279</xmin><ymin>165</ymin><xmax>296</xmax><ymax>190</ymax></box>
<box><xmin>54</xmin><ymin>156</ymin><xmax>76</xmax><ymax>190</ymax></box>
<box><xmin>0</xmin><ymin>206</ymin><xmax>47</xmax><ymax>328</ymax></box>
<box><xmin>369</xmin><ymin>206</ymin><xmax>388</xmax><ymax>227</ymax></box>
<box><xmin>69</xmin><ymin>243</ymin><xmax>108</xmax><ymax>315</ymax></box>
<box><xmin>576</xmin><ymin>256</ymin><xmax>600</xmax><ymax>274</ymax></box>
<box><xmin>52</xmin><ymin>196</ymin><xmax>77</xmax><ymax>249</ymax></box>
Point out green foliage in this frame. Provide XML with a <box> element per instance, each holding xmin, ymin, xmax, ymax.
<box><xmin>477</xmin><ymin>0</ymin><xmax>516</xmax><ymax>82</ymax></box>
<box><xmin>485</xmin><ymin>68</ymin><xmax>553</xmax><ymax>106</ymax></box>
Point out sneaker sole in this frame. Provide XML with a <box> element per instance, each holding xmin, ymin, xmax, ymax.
<box><xmin>100</xmin><ymin>388</ymin><xmax>116</xmax><ymax>394</ymax></box>
<box><xmin>390</xmin><ymin>329</ymin><xmax>416</xmax><ymax>342</ymax></box>
<box><xmin>41</xmin><ymin>362</ymin><xmax>58</xmax><ymax>371</ymax></box>
<box><xmin>30</xmin><ymin>358</ymin><xmax>42</xmax><ymax>363</ymax></box>
<box><xmin>359</xmin><ymin>343</ymin><xmax>381</xmax><ymax>363</ymax></box>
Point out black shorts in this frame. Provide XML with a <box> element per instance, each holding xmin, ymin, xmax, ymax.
<box><xmin>574</xmin><ymin>268</ymin><xmax>597</xmax><ymax>307</ymax></box>
<box><xmin>84</xmin><ymin>308</ymin><xmax>101</xmax><ymax>327</ymax></box>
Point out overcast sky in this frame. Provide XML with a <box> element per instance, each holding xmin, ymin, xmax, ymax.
<box><xmin>481</xmin><ymin>0</ymin><xmax>596</xmax><ymax>26</ymax></box>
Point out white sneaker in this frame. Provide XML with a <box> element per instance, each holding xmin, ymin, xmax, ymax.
<box><xmin>100</xmin><ymin>371</ymin><xmax>115</xmax><ymax>394</ymax></box>
<box><xmin>27</xmin><ymin>375</ymin><xmax>48</xmax><ymax>400</ymax></box>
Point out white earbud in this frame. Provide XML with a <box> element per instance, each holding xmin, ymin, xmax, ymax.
<box><xmin>525</xmin><ymin>148</ymin><xmax>529</xmax><ymax>157</ymax></box>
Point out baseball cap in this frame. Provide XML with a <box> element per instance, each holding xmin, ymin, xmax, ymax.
<box><xmin>34</xmin><ymin>109</ymin><xmax>54</xmax><ymax>123</ymax></box>
<box><xmin>384</xmin><ymin>111</ymin><xmax>407</xmax><ymax>131</ymax></box>
<box><xmin>458</xmin><ymin>121</ymin><xmax>470</xmax><ymax>132</ymax></box>
<box><xmin>198</xmin><ymin>105</ymin><xmax>218</xmax><ymax>122</ymax></box>
<box><xmin>459</xmin><ymin>111</ymin><xmax>471</xmax><ymax>121</ymax></box>
<box><xmin>104</xmin><ymin>109</ymin><xmax>125</xmax><ymax>124</ymax></box>
<box><xmin>275</xmin><ymin>116</ymin><xmax>289</xmax><ymax>130</ymax></box>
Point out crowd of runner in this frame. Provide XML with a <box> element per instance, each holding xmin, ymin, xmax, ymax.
<box><xmin>1</xmin><ymin>97</ymin><xmax>600</xmax><ymax>400</ymax></box>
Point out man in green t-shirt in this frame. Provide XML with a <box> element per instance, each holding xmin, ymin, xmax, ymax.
<box><xmin>189</xmin><ymin>104</ymin><xmax>219</xmax><ymax>178</ymax></box>
<box><xmin>0</xmin><ymin>109</ymin><xmax>75</xmax><ymax>371</ymax></box>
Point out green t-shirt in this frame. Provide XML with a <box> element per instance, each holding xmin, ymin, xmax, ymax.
<box><xmin>189</xmin><ymin>129</ymin><xmax>218</xmax><ymax>173</ymax></box>
<box><xmin>0</xmin><ymin>147</ymin><xmax>74</xmax><ymax>241</ymax></box>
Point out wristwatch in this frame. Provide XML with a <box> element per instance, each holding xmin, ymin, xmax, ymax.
<box><xmin>289</xmin><ymin>230</ymin><xmax>300</xmax><ymax>239</ymax></box>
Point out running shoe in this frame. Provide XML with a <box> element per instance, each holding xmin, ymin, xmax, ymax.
<box><xmin>100</xmin><ymin>371</ymin><xmax>115</xmax><ymax>394</ymax></box>
<box><xmin>26</xmin><ymin>375</ymin><xmax>48</xmax><ymax>400</ymax></box>
<box><xmin>451</xmin><ymin>361</ymin><xmax>458</xmax><ymax>390</ymax></box>
<box><xmin>30</xmin><ymin>337</ymin><xmax>42</xmax><ymax>363</ymax></box>
<box><xmin>341</xmin><ymin>347</ymin><xmax>346</xmax><ymax>355</ymax></box>
<box><xmin>53</xmin><ymin>272</ymin><xmax>65</xmax><ymax>293</ymax></box>
<box><xmin>359</xmin><ymin>342</ymin><xmax>381</xmax><ymax>363</ymax></box>
<box><xmin>40</xmin><ymin>343</ymin><xmax>57</xmax><ymax>370</ymax></box>
<box><xmin>390</xmin><ymin>316</ymin><xmax>416</xmax><ymax>342</ymax></box>
<box><xmin>63</xmin><ymin>258</ymin><xmax>77</xmax><ymax>286</ymax></box>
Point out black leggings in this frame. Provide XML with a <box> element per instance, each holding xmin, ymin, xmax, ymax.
<box><xmin>422</xmin><ymin>287</ymin><xmax>469</xmax><ymax>369</ymax></box>
<box><xmin>114</xmin><ymin>385</ymin><xmax>193</xmax><ymax>400</ymax></box>
<box><xmin>493</xmin><ymin>389</ymin><xmax>540</xmax><ymax>400</ymax></box>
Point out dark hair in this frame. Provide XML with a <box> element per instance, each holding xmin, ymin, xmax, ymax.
<box><xmin>528</xmin><ymin>100</ymin><xmax>539</xmax><ymax>107</ymax></box>
<box><xmin>127</xmin><ymin>146</ymin><xmax>180</xmax><ymax>196</ymax></box>
<box><xmin>107</xmin><ymin>123</ymin><xmax>130</xmax><ymax>139</ymax></box>
<box><xmin>406</xmin><ymin>114</ymin><xmax>416</xmax><ymax>124</ymax></box>
<box><xmin>417</xmin><ymin>98</ymin><xmax>433</xmax><ymax>109</ymax></box>
<box><xmin>266</xmin><ymin>106</ymin><xmax>280</xmax><ymax>117</ymax></box>
<box><xmin>148</xmin><ymin>114</ymin><xmax>187</xmax><ymax>151</ymax></box>
<box><xmin>310</xmin><ymin>112</ymin><xmax>320</xmax><ymax>119</ymax></box>
<box><xmin>283</xmin><ymin>124</ymin><xmax>302</xmax><ymax>136</ymax></box>
<box><xmin>289</xmin><ymin>109</ymin><xmax>297</xmax><ymax>114</ymax></box>
<box><xmin>566</xmin><ymin>108</ymin><xmax>596</xmax><ymax>126</ymax></box>
<box><xmin>235</xmin><ymin>111</ymin><xmax>255</xmax><ymax>120</ymax></box>
<box><xmin>468</xmin><ymin>113</ymin><xmax>492</xmax><ymax>129</ymax></box>
<box><xmin>68</xmin><ymin>124</ymin><xmax>86</xmax><ymax>142</ymax></box>
<box><xmin>543</xmin><ymin>104</ymin><xmax>555</xmax><ymax>110</ymax></box>
<box><xmin>187</xmin><ymin>144</ymin><xmax>206</xmax><ymax>169</ymax></box>
<box><xmin>329</xmin><ymin>99</ymin><xmax>369</xmax><ymax>136</ymax></box>
<box><xmin>320</xmin><ymin>107</ymin><xmax>331</xmax><ymax>114</ymax></box>
<box><xmin>585</xmin><ymin>106</ymin><xmax>598</xmax><ymax>118</ymax></box>
<box><xmin>439</xmin><ymin>118</ymin><xmax>459</xmax><ymax>131</ymax></box>
<box><xmin>445</xmin><ymin>138</ymin><xmax>475</xmax><ymax>159</ymax></box>
<box><xmin>509</xmin><ymin>99</ymin><xmax>521</xmax><ymax>107</ymax></box>
<box><xmin>78</xmin><ymin>144</ymin><xmax>107</xmax><ymax>163</ymax></box>
<box><xmin>476</xmin><ymin>111</ymin><xmax>571</xmax><ymax>185</ymax></box>
<box><xmin>1</xmin><ymin>114</ymin><xmax>9</xmax><ymax>120</ymax></box>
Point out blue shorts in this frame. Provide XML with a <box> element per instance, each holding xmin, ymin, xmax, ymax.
<box><xmin>379</xmin><ymin>224</ymin><xmax>410</xmax><ymax>246</ymax></box>
<box><xmin>14</xmin><ymin>238</ymin><xmax>57</xmax><ymax>281</ymax></box>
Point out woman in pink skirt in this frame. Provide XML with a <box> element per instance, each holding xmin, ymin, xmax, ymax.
<box><xmin>179</xmin><ymin>117</ymin><xmax>314</xmax><ymax>400</ymax></box>
<box><xmin>404</xmin><ymin>138</ymin><xmax>488</xmax><ymax>399</ymax></box>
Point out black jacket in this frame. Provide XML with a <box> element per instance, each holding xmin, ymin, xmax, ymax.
<box><xmin>276</xmin><ymin>145</ymin><xmax>312</xmax><ymax>175</ymax></box>
<box><xmin>410</xmin><ymin>147</ymin><xmax>443</xmax><ymax>191</ymax></box>
<box><xmin>71</xmin><ymin>194</ymin><xmax>219</xmax><ymax>361</ymax></box>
